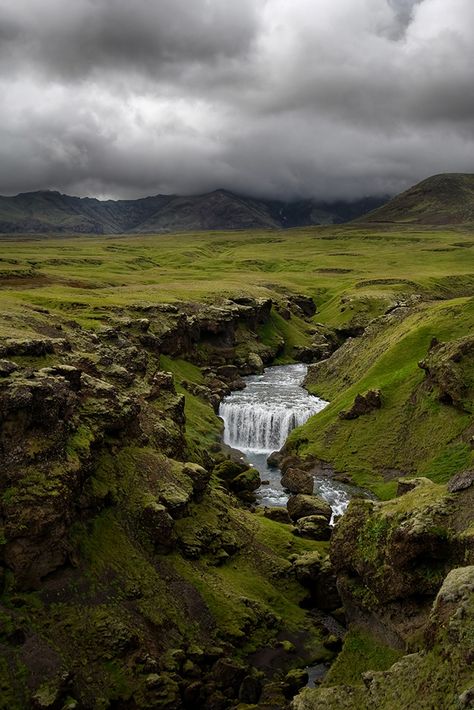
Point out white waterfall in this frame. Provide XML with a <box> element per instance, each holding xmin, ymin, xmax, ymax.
<box><xmin>219</xmin><ymin>363</ymin><xmax>362</xmax><ymax>518</ymax></box>
<box><xmin>220</xmin><ymin>400</ymin><xmax>324</xmax><ymax>453</ymax></box>
<box><xmin>219</xmin><ymin>364</ymin><xmax>327</xmax><ymax>454</ymax></box>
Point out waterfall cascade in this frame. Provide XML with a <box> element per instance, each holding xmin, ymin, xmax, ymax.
<box><xmin>219</xmin><ymin>363</ymin><xmax>363</xmax><ymax>518</ymax></box>
<box><xmin>219</xmin><ymin>364</ymin><xmax>326</xmax><ymax>453</ymax></box>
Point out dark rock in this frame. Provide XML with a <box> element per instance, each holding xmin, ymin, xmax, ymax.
<box><xmin>339</xmin><ymin>389</ymin><xmax>382</xmax><ymax>420</ymax></box>
<box><xmin>182</xmin><ymin>462</ymin><xmax>211</xmax><ymax>500</ymax></box>
<box><xmin>0</xmin><ymin>359</ymin><xmax>18</xmax><ymax>376</ymax></box>
<box><xmin>211</xmin><ymin>658</ymin><xmax>246</xmax><ymax>691</ymax></box>
<box><xmin>238</xmin><ymin>675</ymin><xmax>262</xmax><ymax>704</ymax></box>
<box><xmin>323</xmin><ymin>634</ymin><xmax>343</xmax><ymax>652</ymax></box>
<box><xmin>292</xmin><ymin>551</ymin><xmax>341</xmax><ymax>611</ymax></box>
<box><xmin>295</xmin><ymin>515</ymin><xmax>331</xmax><ymax>541</ymax></box>
<box><xmin>447</xmin><ymin>469</ymin><xmax>474</xmax><ymax>493</ymax></box>
<box><xmin>294</xmin><ymin>344</ymin><xmax>332</xmax><ymax>363</ymax></box>
<box><xmin>147</xmin><ymin>371</ymin><xmax>176</xmax><ymax>399</ymax></box>
<box><xmin>287</xmin><ymin>494</ymin><xmax>332</xmax><ymax>523</ymax></box>
<box><xmin>267</xmin><ymin>450</ymin><xmax>283</xmax><ymax>467</ymax></box>
<box><xmin>183</xmin><ymin>681</ymin><xmax>203</xmax><ymax>707</ymax></box>
<box><xmin>281</xmin><ymin>467</ymin><xmax>314</xmax><ymax>494</ymax></box>
<box><xmin>140</xmin><ymin>502</ymin><xmax>176</xmax><ymax>552</ymax></box>
<box><xmin>263</xmin><ymin>507</ymin><xmax>292</xmax><ymax>524</ymax></box>
<box><xmin>288</xmin><ymin>294</ymin><xmax>317</xmax><ymax>317</ymax></box>
<box><xmin>283</xmin><ymin>668</ymin><xmax>309</xmax><ymax>698</ymax></box>
<box><xmin>46</xmin><ymin>365</ymin><xmax>82</xmax><ymax>391</ymax></box>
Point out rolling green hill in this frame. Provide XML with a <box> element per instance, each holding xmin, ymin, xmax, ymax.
<box><xmin>357</xmin><ymin>173</ymin><xmax>474</xmax><ymax>225</ymax></box>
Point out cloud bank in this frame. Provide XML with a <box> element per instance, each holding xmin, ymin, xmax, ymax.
<box><xmin>0</xmin><ymin>0</ymin><xmax>473</xmax><ymax>200</ymax></box>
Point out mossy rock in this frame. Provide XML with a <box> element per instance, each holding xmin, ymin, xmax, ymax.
<box><xmin>213</xmin><ymin>459</ymin><xmax>248</xmax><ymax>482</ymax></box>
<box><xmin>229</xmin><ymin>468</ymin><xmax>261</xmax><ymax>493</ymax></box>
<box><xmin>287</xmin><ymin>495</ymin><xmax>332</xmax><ymax>523</ymax></box>
<box><xmin>295</xmin><ymin>515</ymin><xmax>331</xmax><ymax>541</ymax></box>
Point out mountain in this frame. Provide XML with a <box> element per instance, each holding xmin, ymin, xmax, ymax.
<box><xmin>356</xmin><ymin>173</ymin><xmax>474</xmax><ymax>225</ymax></box>
<box><xmin>0</xmin><ymin>188</ymin><xmax>387</xmax><ymax>234</ymax></box>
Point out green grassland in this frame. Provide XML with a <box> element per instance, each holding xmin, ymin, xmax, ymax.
<box><xmin>0</xmin><ymin>224</ymin><xmax>473</xmax><ymax>496</ymax></box>
<box><xmin>0</xmin><ymin>223</ymin><xmax>473</xmax><ymax>706</ymax></box>
<box><xmin>0</xmin><ymin>224</ymin><xmax>472</xmax><ymax>334</ymax></box>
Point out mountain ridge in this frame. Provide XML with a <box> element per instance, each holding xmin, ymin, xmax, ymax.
<box><xmin>0</xmin><ymin>188</ymin><xmax>387</xmax><ymax>234</ymax></box>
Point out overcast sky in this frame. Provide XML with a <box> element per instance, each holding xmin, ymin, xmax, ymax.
<box><xmin>0</xmin><ymin>0</ymin><xmax>473</xmax><ymax>201</ymax></box>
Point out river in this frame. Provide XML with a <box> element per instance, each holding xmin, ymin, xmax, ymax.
<box><xmin>219</xmin><ymin>363</ymin><xmax>359</xmax><ymax>520</ymax></box>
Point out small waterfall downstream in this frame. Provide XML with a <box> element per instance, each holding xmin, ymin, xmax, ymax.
<box><xmin>219</xmin><ymin>364</ymin><xmax>356</xmax><ymax>518</ymax></box>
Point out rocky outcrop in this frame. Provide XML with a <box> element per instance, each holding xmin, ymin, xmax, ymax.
<box><xmin>419</xmin><ymin>334</ymin><xmax>474</xmax><ymax>412</ymax></box>
<box><xmin>291</xmin><ymin>551</ymin><xmax>341</xmax><ymax>611</ymax></box>
<box><xmin>0</xmin><ymin>364</ymin><xmax>186</xmax><ymax>588</ymax></box>
<box><xmin>0</xmin><ymin>290</ymin><xmax>327</xmax><ymax>708</ymax></box>
<box><xmin>447</xmin><ymin>468</ymin><xmax>474</xmax><ymax>492</ymax></box>
<box><xmin>329</xmin><ymin>477</ymin><xmax>473</xmax><ymax>649</ymax></box>
<box><xmin>292</xmin><ymin>566</ymin><xmax>474</xmax><ymax>709</ymax></box>
<box><xmin>339</xmin><ymin>389</ymin><xmax>382</xmax><ymax>420</ymax></box>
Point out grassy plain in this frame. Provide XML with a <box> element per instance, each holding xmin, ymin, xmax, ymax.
<box><xmin>0</xmin><ymin>224</ymin><xmax>473</xmax><ymax>494</ymax></box>
<box><xmin>0</xmin><ymin>224</ymin><xmax>472</xmax><ymax>332</ymax></box>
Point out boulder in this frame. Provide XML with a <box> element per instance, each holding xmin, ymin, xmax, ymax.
<box><xmin>267</xmin><ymin>450</ymin><xmax>283</xmax><ymax>467</ymax></box>
<box><xmin>213</xmin><ymin>459</ymin><xmax>248</xmax><ymax>483</ymax></box>
<box><xmin>0</xmin><ymin>359</ymin><xmax>19</xmax><ymax>376</ymax></box>
<box><xmin>238</xmin><ymin>675</ymin><xmax>262</xmax><ymax>704</ymax></box>
<box><xmin>263</xmin><ymin>507</ymin><xmax>292</xmax><ymax>524</ymax></box>
<box><xmin>447</xmin><ymin>469</ymin><xmax>474</xmax><ymax>493</ymax></box>
<box><xmin>287</xmin><ymin>495</ymin><xmax>332</xmax><ymax>523</ymax></box>
<box><xmin>418</xmin><ymin>334</ymin><xmax>474</xmax><ymax>413</ymax></box>
<box><xmin>247</xmin><ymin>352</ymin><xmax>264</xmax><ymax>373</ymax></box>
<box><xmin>281</xmin><ymin>468</ymin><xmax>314</xmax><ymax>495</ymax></box>
<box><xmin>229</xmin><ymin>468</ymin><xmax>261</xmax><ymax>494</ymax></box>
<box><xmin>295</xmin><ymin>515</ymin><xmax>331</xmax><ymax>541</ymax></box>
<box><xmin>158</xmin><ymin>485</ymin><xmax>192</xmax><ymax>519</ymax></box>
<box><xmin>211</xmin><ymin>658</ymin><xmax>247</xmax><ymax>691</ymax></box>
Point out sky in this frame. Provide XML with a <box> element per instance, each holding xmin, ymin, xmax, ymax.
<box><xmin>0</xmin><ymin>0</ymin><xmax>473</xmax><ymax>201</ymax></box>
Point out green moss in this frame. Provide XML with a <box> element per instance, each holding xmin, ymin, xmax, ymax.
<box><xmin>323</xmin><ymin>627</ymin><xmax>403</xmax><ymax>687</ymax></box>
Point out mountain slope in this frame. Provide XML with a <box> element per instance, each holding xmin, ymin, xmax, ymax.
<box><xmin>0</xmin><ymin>189</ymin><xmax>387</xmax><ymax>234</ymax></box>
<box><xmin>357</xmin><ymin>173</ymin><xmax>474</xmax><ymax>225</ymax></box>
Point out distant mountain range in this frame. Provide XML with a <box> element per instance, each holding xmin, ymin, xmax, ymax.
<box><xmin>1</xmin><ymin>173</ymin><xmax>472</xmax><ymax>234</ymax></box>
<box><xmin>357</xmin><ymin>173</ymin><xmax>474</xmax><ymax>225</ymax></box>
<box><xmin>0</xmin><ymin>189</ymin><xmax>387</xmax><ymax>234</ymax></box>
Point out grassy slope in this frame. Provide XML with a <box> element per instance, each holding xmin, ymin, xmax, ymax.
<box><xmin>358</xmin><ymin>173</ymin><xmax>474</xmax><ymax>225</ymax></box>
<box><xmin>289</xmin><ymin>297</ymin><xmax>474</xmax><ymax>498</ymax></box>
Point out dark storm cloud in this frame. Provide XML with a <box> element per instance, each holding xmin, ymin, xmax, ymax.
<box><xmin>0</xmin><ymin>0</ymin><xmax>473</xmax><ymax>200</ymax></box>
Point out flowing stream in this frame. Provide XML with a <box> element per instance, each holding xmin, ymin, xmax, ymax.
<box><xmin>219</xmin><ymin>363</ymin><xmax>358</xmax><ymax>519</ymax></box>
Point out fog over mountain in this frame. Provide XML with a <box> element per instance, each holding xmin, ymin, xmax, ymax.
<box><xmin>0</xmin><ymin>0</ymin><xmax>473</xmax><ymax>201</ymax></box>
